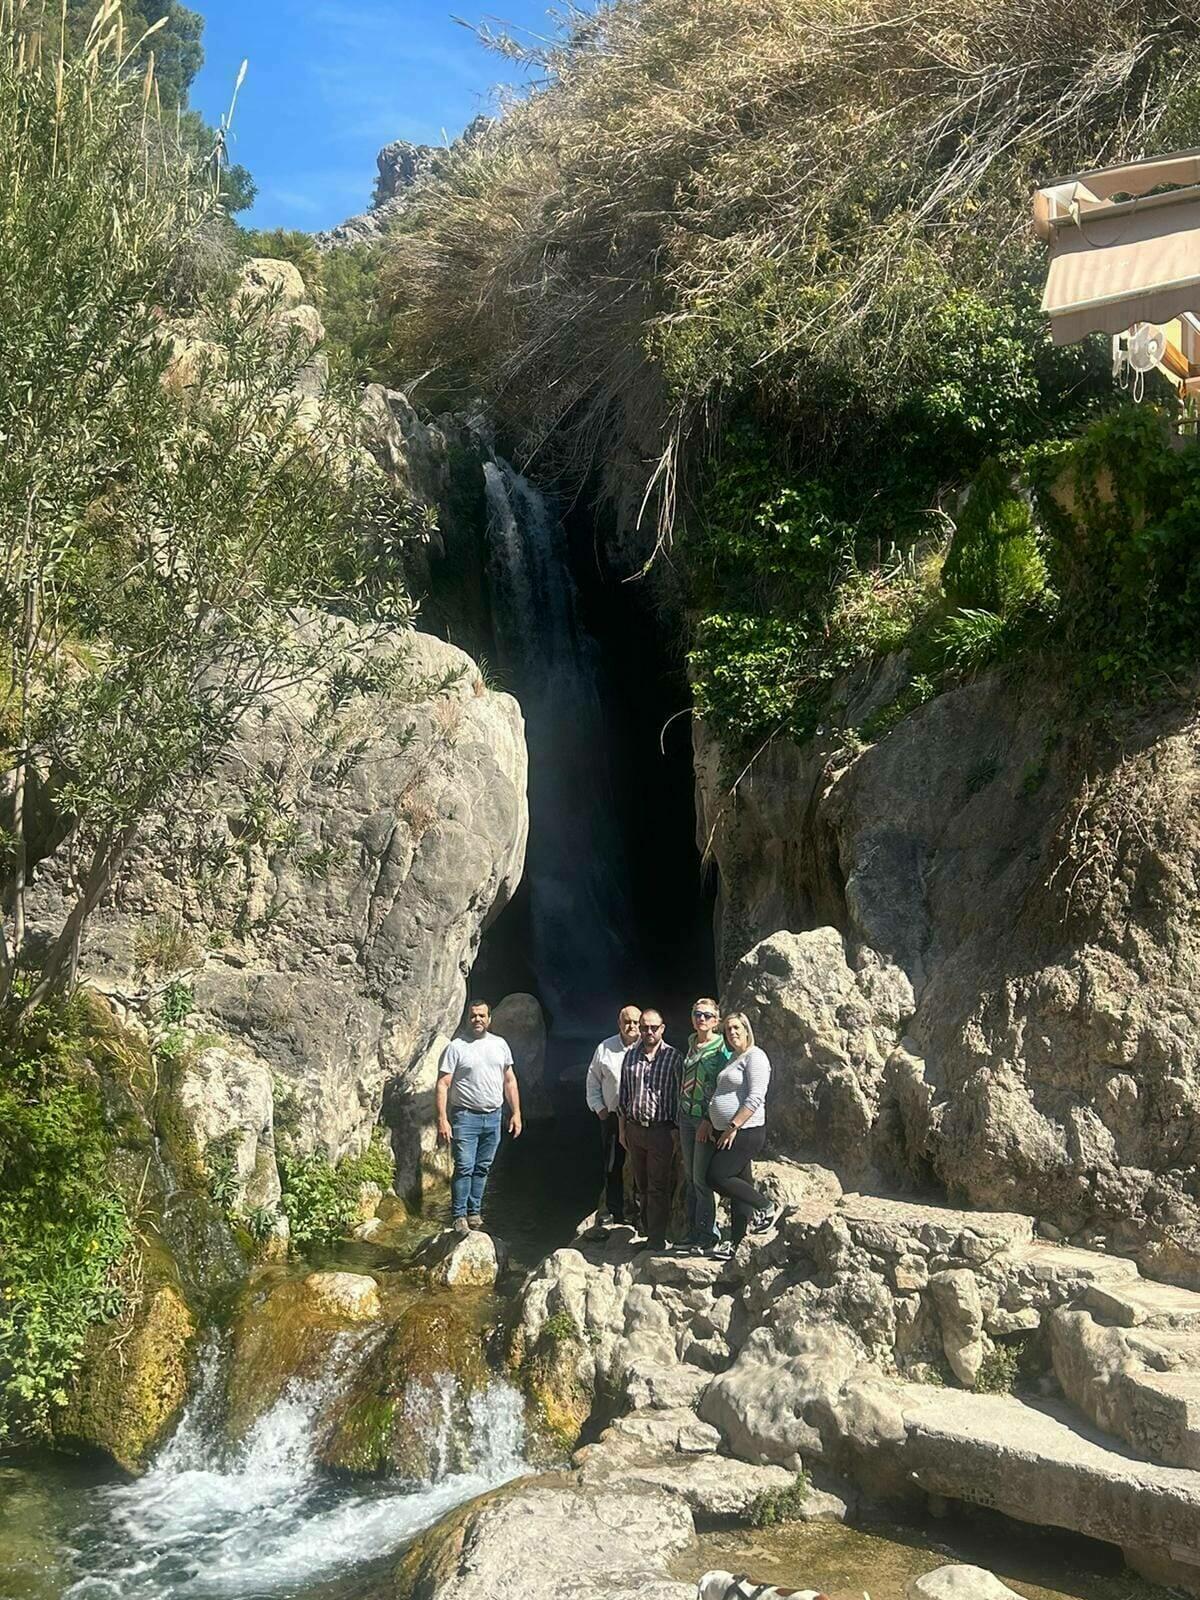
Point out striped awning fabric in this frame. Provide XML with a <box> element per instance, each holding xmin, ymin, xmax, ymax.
<box><xmin>1034</xmin><ymin>152</ymin><xmax>1200</xmax><ymax>346</ymax></box>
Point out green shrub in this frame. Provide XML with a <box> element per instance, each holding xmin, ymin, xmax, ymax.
<box><xmin>689</xmin><ymin>613</ymin><xmax>813</xmax><ymax>745</ymax></box>
<box><xmin>158</xmin><ymin>980</ymin><xmax>195</xmax><ymax>1028</ymax></box>
<box><xmin>944</xmin><ymin>461</ymin><xmax>1051</xmax><ymax>618</ymax></box>
<box><xmin>0</xmin><ymin>999</ymin><xmax>132</xmax><ymax>1441</ymax></box>
<box><xmin>242</xmin><ymin>1204</ymin><xmax>279</xmax><ymax>1243</ymax></box>
<box><xmin>750</xmin><ymin>1472</ymin><xmax>809</xmax><ymax>1526</ymax></box>
<box><xmin>975</xmin><ymin>1342</ymin><xmax>1023</xmax><ymax>1394</ymax></box>
<box><xmin>1030</xmin><ymin>406</ymin><xmax>1200</xmax><ymax>687</ymax></box>
<box><xmin>541</xmin><ymin>1312</ymin><xmax>582</xmax><ymax>1346</ymax></box>
<box><xmin>205</xmin><ymin>1131</ymin><xmax>241</xmax><ymax>1212</ymax></box>
<box><xmin>134</xmin><ymin>917</ymin><xmax>203</xmax><ymax>980</ymax></box>
<box><xmin>277</xmin><ymin>1129</ymin><xmax>394</xmax><ymax>1251</ymax></box>
<box><xmin>933</xmin><ymin>608</ymin><xmax>1012</xmax><ymax>675</ymax></box>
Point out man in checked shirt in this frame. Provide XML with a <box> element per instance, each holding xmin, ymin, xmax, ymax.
<box><xmin>617</xmin><ymin>1008</ymin><xmax>683</xmax><ymax>1252</ymax></box>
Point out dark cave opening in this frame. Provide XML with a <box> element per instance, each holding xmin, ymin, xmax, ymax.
<box><xmin>424</xmin><ymin>454</ymin><xmax>716</xmax><ymax>1076</ymax></box>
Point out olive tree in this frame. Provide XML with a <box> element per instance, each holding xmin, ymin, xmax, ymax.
<box><xmin>0</xmin><ymin>1</ymin><xmax>416</xmax><ymax>1004</ymax></box>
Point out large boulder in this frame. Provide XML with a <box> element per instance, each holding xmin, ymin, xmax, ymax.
<box><xmin>58</xmin><ymin>1284</ymin><xmax>195</xmax><ymax>1474</ymax></box>
<box><xmin>695</xmin><ymin>670</ymin><xmax>1200</xmax><ymax>1281</ymax></box>
<box><xmin>393</xmin><ymin>1479</ymin><xmax>695</xmax><ymax>1600</ymax></box>
<box><xmin>30</xmin><ymin>627</ymin><xmax>528</xmax><ymax>1163</ymax></box>
<box><xmin>723</xmin><ymin>927</ymin><xmax>913</xmax><ymax>1180</ymax></box>
<box><xmin>491</xmin><ymin>993</ymin><xmax>550</xmax><ymax>1120</ymax></box>
<box><xmin>318</xmin><ymin>1298</ymin><xmax>491</xmax><ymax>1479</ymax></box>
<box><xmin>226</xmin><ymin>1271</ymin><xmax>383</xmax><ymax>1436</ymax></box>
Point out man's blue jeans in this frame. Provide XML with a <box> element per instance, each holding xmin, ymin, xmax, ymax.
<box><xmin>450</xmin><ymin>1107</ymin><xmax>503</xmax><ymax>1219</ymax></box>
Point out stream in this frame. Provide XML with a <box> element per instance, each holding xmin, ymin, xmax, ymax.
<box><xmin>1</xmin><ymin>1363</ymin><xmax>523</xmax><ymax>1600</ymax></box>
<box><xmin>0</xmin><ymin>1129</ymin><xmax>1171</xmax><ymax>1600</ymax></box>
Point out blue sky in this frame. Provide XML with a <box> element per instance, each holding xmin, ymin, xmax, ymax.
<box><xmin>189</xmin><ymin>1</ymin><xmax>560</xmax><ymax>232</ymax></box>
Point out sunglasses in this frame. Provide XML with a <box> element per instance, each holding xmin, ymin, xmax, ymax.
<box><xmin>692</xmin><ymin>1009</ymin><xmax>717</xmax><ymax>1020</ymax></box>
<box><xmin>639</xmin><ymin>1022</ymin><xmax>664</xmax><ymax>1033</ymax></box>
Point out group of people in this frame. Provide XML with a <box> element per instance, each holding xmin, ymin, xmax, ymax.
<box><xmin>435</xmin><ymin>995</ymin><xmax>777</xmax><ymax>1258</ymax></box>
<box><xmin>585</xmin><ymin>999</ymin><xmax>777</xmax><ymax>1257</ymax></box>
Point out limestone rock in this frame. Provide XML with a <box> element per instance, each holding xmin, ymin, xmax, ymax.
<box><xmin>59</xmin><ymin>1284</ymin><xmax>195</xmax><ymax>1474</ymax></box>
<box><xmin>302</xmin><ymin>1271</ymin><xmax>381</xmax><ymax>1321</ymax></box>
<box><xmin>227</xmin><ymin>1273</ymin><xmax>379</xmax><ymax>1435</ymax></box>
<box><xmin>723</xmin><ymin>927</ymin><xmax>913</xmax><ymax>1180</ymax></box>
<box><xmin>173</xmin><ymin>1043</ymin><xmax>280</xmax><ymax>1210</ymax></box>
<box><xmin>237</xmin><ymin>256</ymin><xmax>308</xmax><ymax>308</ymax></box>
<box><xmin>625</xmin><ymin>1360</ymin><xmax>711</xmax><ymax>1412</ymax></box>
<box><xmin>700</xmin><ymin>1323</ymin><xmax>867</xmax><ymax>1470</ymax></box>
<box><xmin>752</xmin><ymin>1158</ymin><xmax>843</xmax><ymax>1214</ymax></box>
<box><xmin>393</xmin><ymin>1478</ymin><xmax>695</xmax><ymax>1600</ymax></box>
<box><xmin>929</xmin><ymin>1269</ymin><xmax>986</xmax><ymax>1387</ymax></box>
<box><xmin>427</xmin><ymin>1229</ymin><xmax>507</xmax><ymax>1288</ymax></box>
<box><xmin>695</xmin><ymin>677</ymin><xmax>1200</xmax><ymax>1278</ymax></box>
<box><xmin>386</xmin><ymin>1030</ymin><xmax>453</xmax><ymax>1202</ymax></box>
<box><xmin>907</xmin><ymin>1567</ymin><xmax>1023</xmax><ymax>1599</ymax></box>
<box><xmin>318</xmin><ymin>1299</ymin><xmax>489</xmax><ymax>1478</ymax></box>
<box><xmin>1051</xmin><ymin>1303</ymin><xmax>1200</xmax><ymax>1470</ymax></box>
<box><xmin>491</xmin><ymin>993</ymin><xmax>550</xmax><ymax>1119</ymax></box>
<box><xmin>31</xmin><ymin>625</ymin><xmax>528</xmax><ymax>1164</ymax></box>
<box><xmin>314</xmin><ymin>120</ymin><xmax>491</xmax><ymax>252</ymax></box>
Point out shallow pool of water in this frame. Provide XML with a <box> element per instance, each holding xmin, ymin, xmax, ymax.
<box><xmin>681</xmin><ymin>1514</ymin><xmax>1171</xmax><ymax>1600</ymax></box>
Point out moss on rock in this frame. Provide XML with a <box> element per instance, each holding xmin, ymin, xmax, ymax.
<box><xmin>226</xmin><ymin>1271</ymin><xmax>379</xmax><ymax>1436</ymax></box>
<box><xmin>58</xmin><ymin>1283</ymin><xmax>195</xmax><ymax>1473</ymax></box>
<box><xmin>318</xmin><ymin>1296</ymin><xmax>489</xmax><ymax>1478</ymax></box>
<box><xmin>517</xmin><ymin>1313</ymin><xmax>592</xmax><ymax>1449</ymax></box>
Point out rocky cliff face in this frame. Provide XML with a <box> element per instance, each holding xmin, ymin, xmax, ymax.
<box><xmin>697</xmin><ymin>666</ymin><xmax>1200</xmax><ymax>1285</ymax></box>
<box><xmin>26</xmin><ymin>263</ymin><xmax>529</xmax><ymax>1166</ymax></box>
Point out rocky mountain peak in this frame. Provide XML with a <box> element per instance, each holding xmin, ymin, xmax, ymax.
<box><xmin>315</xmin><ymin>116</ymin><xmax>491</xmax><ymax>253</ymax></box>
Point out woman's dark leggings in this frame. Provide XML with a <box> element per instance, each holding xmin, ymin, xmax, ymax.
<box><xmin>705</xmin><ymin>1123</ymin><xmax>769</xmax><ymax>1244</ymax></box>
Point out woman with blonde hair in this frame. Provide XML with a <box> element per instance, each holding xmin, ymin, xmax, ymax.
<box><xmin>698</xmin><ymin>1011</ymin><xmax>778</xmax><ymax>1257</ymax></box>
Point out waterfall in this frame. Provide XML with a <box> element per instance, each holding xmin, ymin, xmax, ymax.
<box><xmin>61</xmin><ymin>1337</ymin><xmax>526</xmax><ymax>1599</ymax></box>
<box><xmin>483</xmin><ymin>460</ymin><xmax>632</xmax><ymax>1033</ymax></box>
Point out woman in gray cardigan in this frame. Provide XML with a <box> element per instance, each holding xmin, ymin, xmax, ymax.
<box><xmin>698</xmin><ymin>1012</ymin><xmax>780</xmax><ymax>1256</ymax></box>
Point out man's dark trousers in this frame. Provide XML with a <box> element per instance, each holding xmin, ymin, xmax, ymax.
<box><xmin>624</xmin><ymin>1120</ymin><xmax>675</xmax><ymax>1246</ymax></box>
<box><xmin>600</xmin><ymin>1113</ymin><xmax>626</xmax><ymax>1223</ymax></box>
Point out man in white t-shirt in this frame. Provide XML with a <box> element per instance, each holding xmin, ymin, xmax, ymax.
<box><xmin>436</xmin><ymin>1001</ymin><xmax>523</xmax><ymax>1235</ymax></box>
<box><xmin>585</xmin><ymin>1003</ymin><xmax>641</xmax><ymax>1224</ymax></box>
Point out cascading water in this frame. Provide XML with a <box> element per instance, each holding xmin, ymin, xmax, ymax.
<box><xmin>55</xmin><ymin>1339</ymin><xmax>525</xmax><ymax>1600</ymax></box>
<box><xmin>483</xmin><ymin>460</ymin><xmax>633</xmax><ymax>1035</ymax></box>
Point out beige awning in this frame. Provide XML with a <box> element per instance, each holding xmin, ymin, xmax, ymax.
<box><xmin>1034</xmin><ymin>152</ymin><xmax>1200</xmax><ymax>346</ymax></box>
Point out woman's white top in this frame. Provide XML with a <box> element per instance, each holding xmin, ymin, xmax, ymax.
<box><xmin>708</xmin><ymin>1046</ymin><xmax>771</xmax><ymax>1130</ymax></box>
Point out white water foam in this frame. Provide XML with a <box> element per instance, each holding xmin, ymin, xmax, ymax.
<box><xmin>61</xmin><ymin>1341</ymin><xmax>526</xmax><ymax>1599</ymax></box>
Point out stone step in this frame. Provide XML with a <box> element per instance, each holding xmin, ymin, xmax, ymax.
<box><xmin>1118</xmin><ymin>1370</ymin><xmax>1200</xmax><ymax>1470</ymax></box>
<box><xmin>1004</xmin><ymin>1242</ymin><xmax>1141</xmax><ymax>1287</ymax></box>
<box><xmin>1087</xmin><ymin>1278</ymin><xmax>1200</xmax><ymax>1330</ymax></box>
<box><xmin>1129</xmin><ymin>1327</ymin><xmax>1200</xmax><ymax>1371</ymax></box>
<box><xmin>839</xmin><ymin>1194</ymin><xmax>1034</xmax><ymax>1259</ymax></box>
<box><xmin>896</xmin><ymin>1383</ymin><xmax>1200</xmax><ymax>1592</ymax></box>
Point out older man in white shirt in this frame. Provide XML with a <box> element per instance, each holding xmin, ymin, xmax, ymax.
<box><xmin>585</xmin><ymin>1004</ymin><xmax>642</xmax><ymax>1224</ymax></box>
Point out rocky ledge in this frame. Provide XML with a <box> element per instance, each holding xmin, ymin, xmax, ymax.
<box><xmin>505</xmin><ymin>1169</ymin><xmax>1200</xmax><ymax>1594</ymax></box>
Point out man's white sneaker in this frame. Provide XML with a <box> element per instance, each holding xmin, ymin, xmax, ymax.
<box><xmin>453</xmin><ymin>1217</ymin><xmax>470</xmax><ymax>1236</ymax></box>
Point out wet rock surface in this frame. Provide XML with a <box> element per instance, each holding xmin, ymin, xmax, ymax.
<box><xmin>57</xmin><ymin>1284</ymin><xmax>196</xmax><ymax>1474</ymax></box>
